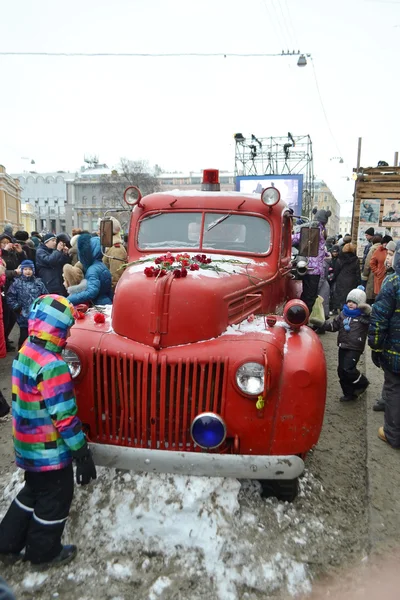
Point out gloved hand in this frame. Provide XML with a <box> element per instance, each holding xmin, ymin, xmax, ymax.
<box><xmin>72</xmin><ymin>445</ymin><xmax>97</xmax><ymax>485</ymax></box>
<box><xmin>371</xmin><ymin>351</ymin><xmax>382</xmax><ymax>369</ymax></box>
<box><xmin>309</xmin><ymin>317</ymin><xmax>325</xmax><ymax>328</ymax></box>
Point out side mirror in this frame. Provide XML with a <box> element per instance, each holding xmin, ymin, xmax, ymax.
<box><xmin>298</xmin><ymin>227</ymin><xmax>320</xmax><ymax>257</ymax></box>
<box><xmin>100</xmin><ymin>218</ymin><xmax>113</xmax><ymax>248</ymax></box>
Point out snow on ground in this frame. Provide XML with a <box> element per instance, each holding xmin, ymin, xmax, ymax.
<box><xmin>0</xmin><ymin>467</ymin><xmax>334</xmax><ymax>600</ymax></box>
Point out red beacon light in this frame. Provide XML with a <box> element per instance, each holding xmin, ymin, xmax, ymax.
<box><xmin>201</xmin><ymin>169</ymin><xmax>220</xmax><ymax>191</ymax></box>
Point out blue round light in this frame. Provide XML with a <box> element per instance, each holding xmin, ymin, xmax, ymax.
<box><xmin>190</xmin><ymin>413</ymin><xmax>227</xmax><ymax>449</ymax></box>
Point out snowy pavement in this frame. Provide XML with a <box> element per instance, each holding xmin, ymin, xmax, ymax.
<box><xmin>0</xmin><ymin>467</ymin><xmax>335</xmax><ymax>600</ymax></box>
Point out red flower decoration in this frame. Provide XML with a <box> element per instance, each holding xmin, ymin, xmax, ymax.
<box><xmin>173</xmin><ymin>269</ymin><xmax>181</xmax><ymax>278</ymax></box>
<box><xmin>144</xmin><ymin>266</ymin><xmax>155</xmax><ymax>277</ymax></box>
<box><xmin>190</xmin><ymin>263</ymin><xmax>200</xmax><ymax>271</ymax></box>
<box><xmin>158</xmin><ymin>269</ymin><xmax>167</xmax><ymax>277</ymax></box>
<box><xmin>94</xmin><ymin>312</ymin><xmax>106</xmax><ymax>324</ymax></box>
<box><xmin>180</xmin><ymin>267</ymin><xmax>188</xmax><ymax>278</ymax></box>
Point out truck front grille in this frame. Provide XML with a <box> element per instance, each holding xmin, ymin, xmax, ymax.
<box><xmin>91</xmin><ymin>350</ymin><xmax>228</xmax><ymax>450</ymax></box>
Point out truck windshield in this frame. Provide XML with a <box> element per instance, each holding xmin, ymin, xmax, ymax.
<box><xmin>138</xmin><ymin>212</ymin><xmax>271</xmax><ymax>254</ymax></box>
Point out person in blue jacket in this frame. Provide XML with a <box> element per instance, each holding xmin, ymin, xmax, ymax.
<box><xmin>36</xmin><ymin>234</ymin><xmax>71</xmax><ymax>296</ymax></box>
<box><xmin>67</xmin><ymin>233</ymin><xmax>112</xmax><ymax>306</ymax></box>
<box><xmin>6</xmin><ymin>260</ymin><xmax>48</xmax><ymax>348</ymax></box>
<box><xmin>368</xmin><ymin>240</ymin><xmax>400</xmax><ymax>447</ymax></box>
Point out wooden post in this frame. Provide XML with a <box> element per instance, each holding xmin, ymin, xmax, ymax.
<box><xmin>351</xmin><ymin>138</ymin><xmax>362</xmax><ymax>237</ymax></box>
<box><xmin>394</xmin><ymin>151</ymin><xmax>398</xmax><ymax>168</ymax></box>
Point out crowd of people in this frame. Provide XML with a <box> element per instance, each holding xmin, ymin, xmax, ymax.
<box><xmin>0</xmin><ymin>214</ymin><xmax>400</xmax><ymax>585</ymax></box>
<box><xmin>0</xmin><ymin>219</ymin><xmax>127</xmax><ymax>417</ymax></box>
<box><xmin>293</xmin><ymin>217</ymin><xmax>400</xmax><ymax>456</ymax></box>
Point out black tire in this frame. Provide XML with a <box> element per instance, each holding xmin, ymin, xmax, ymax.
<box><xmin>259</xmin><ymin>478</ymin><xmax>299</xmax><ymax>502</ymax></box>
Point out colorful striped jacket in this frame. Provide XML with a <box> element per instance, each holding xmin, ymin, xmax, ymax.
<box><xmin>12</xmin><ymin>294</ymin><xmax>86</xmax><ymax>472</ymax></box>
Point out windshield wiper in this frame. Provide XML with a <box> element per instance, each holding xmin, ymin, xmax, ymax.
<box><xmin>206</xmin><ymin>213</ymin><xmax>232</xmax><ymax>232</ymax></box>
<box><xmin>140</xmin><ymin>212</ymin><xmax>163</xmax><ymax>223</ymax></box>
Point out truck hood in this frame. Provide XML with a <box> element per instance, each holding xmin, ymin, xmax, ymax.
<box><xmin>112</xmin><ymin>255</ymin><xmax>275</xmax><ymax>348</ymax></box>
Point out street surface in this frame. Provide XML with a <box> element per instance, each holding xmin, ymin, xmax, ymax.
<box><xmin>0</xmin><ymin>326</ymin><xmax>399</xmax><ymax>599</ymax></box>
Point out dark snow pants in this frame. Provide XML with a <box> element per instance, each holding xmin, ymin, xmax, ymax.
<box><xmin>18</xmin><ymin>326</ymin><xmax>28</xmax><ymax>350</ymax></box>
<box><xmin>0</xmin><ymin>464</ymin><xmax>74</xmax><ymax>564</ymax></box>
<box><xmin>301</xmin><ymin>274</ymin><xmax>320</xmax><ymax>315</ymax></box>
<box><xmin>338</xmin><ymin>349</ymin><xmax>368</xmax><ymax>397</ymax></box>
<box><xmin>383</xmin><ymin>367</ymin><xmax>400</xmax><ymax>448</ymax></box>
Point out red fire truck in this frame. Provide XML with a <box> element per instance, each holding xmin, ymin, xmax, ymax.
<box><xmin>64</xmin><ymin>169</ymin><xmax>327</xmax><ymax>501</ymax></box>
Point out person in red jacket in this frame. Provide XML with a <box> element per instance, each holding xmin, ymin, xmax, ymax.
<box><xmin>370</xmin><ymin>235</ymin><xmax>393</xmax><ymax>295</ymax></box>
<box><xmin>0</xmin><ymin>294</ymin><xmax>96</xmax><ymax>568</ymax></box>
<box><xmin>0</xmin><ymin>249</ymin><xmax>10</xmax><ymax>417</ymax></box>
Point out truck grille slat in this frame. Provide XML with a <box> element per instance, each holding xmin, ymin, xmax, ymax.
<box><xmin>91</xmin><ymin>350</ymin><xmax>227</xmax><ymax>450</ymax></box>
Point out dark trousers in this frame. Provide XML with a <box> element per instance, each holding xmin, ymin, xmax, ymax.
<box><xmin>337</xmin><ymin>348</ymin><xmax>368</xmax><ymax>397</ymax></box>
<box><xmin>383</xmin><ymin>367</ymin><xmax>400</xmax><ymax>448</ymax></box>
<box><xmin>18</xmin><ymin>326</ymin><xmax>28</xmax><ymax>350</ymax></box>
<box><xmin>301</xmin><ymin>274</ymin><xmax>320</xmax><ymax>315</ymax></box>
<box><xmin>1</xmin><ymin>295</ymin><xmax>16</xmax><ymax>342</ymax></box>
<box><xmin>0</xmin><ymin>464</ymin><xmax>74</xmax><ymax>564</ymax></box>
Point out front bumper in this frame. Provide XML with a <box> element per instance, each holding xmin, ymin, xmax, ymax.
<box><xmin>90</xmin><ymin>443</ymin><xmax>304</xmax><ymax>480</ymax></box>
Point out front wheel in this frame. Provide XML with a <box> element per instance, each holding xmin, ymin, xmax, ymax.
<box><xmin>259</xmin><ymin>478</ymin><xmax>299</xmax><ymax>502</ymax></box>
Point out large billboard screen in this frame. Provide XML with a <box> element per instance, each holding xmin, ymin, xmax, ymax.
<box><xmin>236</xmin><ymin>174</ymin><xmax>303</xmax><ymax>215</ymax></box>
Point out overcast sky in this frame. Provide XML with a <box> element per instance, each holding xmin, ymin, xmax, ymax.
<box><xmin>1</xmin><ymin>0</ymin><xmax>399</xmax><ymax>215</ymax></box>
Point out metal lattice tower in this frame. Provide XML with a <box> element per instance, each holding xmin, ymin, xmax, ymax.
<box><xmin>234</xmin><ymin>133</ymin><xmax>314</xmax><ymax>216</ymax></box>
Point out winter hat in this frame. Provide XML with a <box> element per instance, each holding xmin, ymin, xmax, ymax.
<box><xmin>20</xmin><ymin>259</ymin><xmax>35</xmax><ymax>274</ymax></box>
<box><xmin>57</xmin><ymin>232</ymin><xmax>71</xmax><ymax>248</ymax></box>
<box><xmin>365</xmin><ymin>227</ymin><xmax>375</xmax><ymax>236</ymax></box>
<box><xmin>381</xmin><ymin>235</ymin><xmax>393</xmax><ymax>245</ymax></box>
<box><xmin>386</xmin><ymin>240</ymin><xmax>396</xmax><ymax>252</ymax></box>
<box><xmin>312</xmin><ymin>207</ymin><xmax>331</xmax><ymax>224</ymax></box>
<box><xmin>347</xmin><ymin>286</ymin><xmax>367</xmax><ymax>305</ymax></box>
<box><xmin>14</xmin><ymin>230</ymin><xmax>29</xmax><ymax>242</ymax></box>
<box><xmin>3</xmin><ymin>224</ymin><xmax>13</xmax><ymax>235</ymax></box>
<box><xmin>331</xmin><ymin>244</ymin><xmax>340</xmax><ymax>253</ymax></box>
<box><xmin>0</xmin><ymin>233</ymin><xmax>13</xmax><ymax>244</ymax></box>
<box><xmin>63</xmin><ymin>263</ymin><xmax>84</xmax><ymax>288</ymax></box>
<box><xmin>43</xmin><ymin>233</ymin><xmax>56</xmax><ymax>244</ymax></box>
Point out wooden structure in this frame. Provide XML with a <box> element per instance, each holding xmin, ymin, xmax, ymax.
<box><xmin>352</xmin><ymin>165</ymin><xmax>400</xmax><ymax>254</ymax></box>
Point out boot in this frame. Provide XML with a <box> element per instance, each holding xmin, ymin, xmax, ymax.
<box><xmin>33</xmin><ymin>545</ymin><xmax>77</xmax><ymax>571</ymax></box>
<box><xmin>354</xmin><ymin>376</ymin><xmax>369</xmax><ymax>397</ymax></box>
<box><xmin>0</xmin><ymin>552</ymin><xmax>23</xmax><ymax>565</ymax></box>
<box><xmin>0</xmin><ymin>390</ymin><xmax>10</xmax><ymax>418</ymax></box>
<box><xmin>378</xmin><ymin>426</ymin><xmax>388</xmax><ymax>443</ymax></box>
<box><xmin>340</xmin><ymin>394</ymin><xmax>357</xmax><ymax>402</ymax></box>
<box><xmin>373</xmin><ymin>400</ymin><xmax>385</xmax><ymax>412</ymax></box>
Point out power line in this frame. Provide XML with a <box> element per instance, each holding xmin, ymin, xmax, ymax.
<box><xmin>261</xmin><ymin>0</ymin><xmax>290</xmax><ymax>49</ymax></box>
<box><xmin>0</xmin><ymin>50</ymin><xmax>308</xmax><ymax>58</ymax></box>
<box><xmin>310</xmin><ymin>57</ymin><xmax>343</xmax><ymax>158</ymax></box>
<box><xmin>272</xmin><ymin>0</ymin><xmax>295</xmax><ymax>49</ymax></box>
<box><xmin>281</xmin><ymin>0</ymin><xmax>300</xmax><ymax>49</ymax></box>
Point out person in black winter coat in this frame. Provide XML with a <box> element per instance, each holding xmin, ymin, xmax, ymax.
<box><xmin>14</xmin><ymin>230</ymin><xmax>36</xmax><ymax>266</ymax></box>
<box><xmin>332</xmin><ymin>242</ymin><xmax>361</xmax><ymax>311</ymax></box>
<box><xmin>0</xmin><ymin>233</ymin><xmax>27</xmax><ymax>350</ymax></box>
<box><xmin>36</xmin><ymin>234</ymin><xmax>71</xmax><ymax>296</ymax></box>
<box><xmin>6</xmin><ymin>260</ymin><xmax>48</xmax><ymax>348</ymax></box>
<box><xmin>311</xmin><ymin>286</ymin><xmax>371</xmax><ymax>402</ymax></box>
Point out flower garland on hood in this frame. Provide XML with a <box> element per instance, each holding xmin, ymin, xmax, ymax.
<box><xmin>123</xmin><ymin>252</ymin><xmax>250</xmax><ymax>279</ymax></box>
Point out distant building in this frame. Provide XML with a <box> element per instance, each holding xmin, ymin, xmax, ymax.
<box><xmin>21</xmin><ymin>203</ymin><xmax>36</xmax><ymax>233</ymax></box>
<box><xmin>12</xmin><ymin>171</ymin><xmax>75</xmax><ymax>233</ymax></box>
<box><xmin>65</xmin><ymin>164</ymin><xmax>112</xmax><ymax>233</ymax></box>
<box><xmin>313</xmin><ymin>180</ymin><xmax>340</xmax><ymax>237</ymax></box>
<box><xmin>339</xmin><ymin>216</ymin><xmax>352</xmax><ymax>238</ymax></box>
<box><xmin>0</xmin><ymin>165</ymin><xmax>22</xmax><ymax>231</ymax></box>
<box><xmin>158</xmin><ymin>171</ymin><xmax>235</xmax><ymax>191</ymax></box>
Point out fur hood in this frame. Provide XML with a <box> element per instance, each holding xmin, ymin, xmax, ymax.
<box><xmin>77</xmin><ymin>234</ymin><xmax>102</xmax><ymax>271</ymax></box>
<box><xmin>70</xmin><ymin>234</ymin><xmax>80</xmax><ymax>248</ymax></box>
<box><xmin>67</xmin><ymin>279</ymin><xmax>87</xmax><ymax>295</ymax></box>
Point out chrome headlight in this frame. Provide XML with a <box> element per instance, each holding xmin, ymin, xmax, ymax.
<box><xmin>236</xmin><ymin>362</ymin><xmax>264</xmax><ymax>395</ymax></box>
<box><xmin>62</xmin><ymin>348</ymin><xmax>81</xmax><ymax>379</ymax></box>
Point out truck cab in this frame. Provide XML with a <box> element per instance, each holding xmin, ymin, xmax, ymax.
<box><xmin>64</xmin><ymin>169</ymin><xmax>327</xmax><ymax>501</ymax></box>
